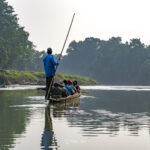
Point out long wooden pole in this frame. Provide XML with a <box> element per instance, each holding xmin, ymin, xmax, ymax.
<box><xmin>46</xmin><ymin>13</ymin><xmax>75</xmax><ymax>100</ymax></box>
<box><xmin>58</xmin><ymin>13</ymin><xmax>75</xmax><ymax>62</ymax></box>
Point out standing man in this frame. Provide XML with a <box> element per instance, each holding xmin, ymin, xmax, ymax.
<box><xmin>43</xmin><ymin>48</ymin><xmax>59</xmax><ymax>99</ymax></box>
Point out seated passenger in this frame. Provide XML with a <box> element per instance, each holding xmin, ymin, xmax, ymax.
<box><xmin>63</xmin><ymin>80</ymin><xmax>74</xmax><ymax>95</ymax></box>
<box><xmin>67</xmin><ymin>80</ymin><xmax>76</xmax><ymax>93</ymax></box>
<box><xmin>58</xmin><ymin>82</ymin><xmax>68</xmax><ymax>97</ymax></box>
<box><xmin>51</xmin><ymin>83</ymin><xmax>68</xmax><ymax>98</ymax></box>
<box><xmin>62</xmin><ymin>88</ymin><xmax>68</xmax><ymax>97</ymax></box>
<box><xmin>73</xmin><ymin>80</ymin><xmax>80</xmax><ymax>93</ymax></box>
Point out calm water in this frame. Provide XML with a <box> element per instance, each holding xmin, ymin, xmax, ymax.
<box><xmin>0</xmin><ymin>86</ymin><xmax>150</xmax><ymax>150</ymax></box>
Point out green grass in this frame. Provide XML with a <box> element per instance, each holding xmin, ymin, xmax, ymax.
<box><xmin>0</xmin><ymin>70</ymin><xmax>98</xmax><ymax>85</ymax></box>
<box><xmin>0</xmin><ymin>70</ymin><xmax>40</xmax><ymax>84</ymax></box>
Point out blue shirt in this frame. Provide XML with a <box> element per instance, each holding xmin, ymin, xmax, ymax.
<box><xmin>43</xmin><ymin>54</ymin><xmax>59</xmax><ymax>77</ymax></box>
<box><xmin>65</xmin><ymin>85</ymin><xmax>73</xmax><ymax>95</ymax></box>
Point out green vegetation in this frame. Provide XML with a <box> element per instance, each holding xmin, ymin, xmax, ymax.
<box><xmin>2</xmin><ymin>0</ymin><xmax>150</xmax><ymax>85</ymax></box>
<box><xmin>0</xmin><ymin>70</ymin><xmax>98</xmax><ymax>85</ymax></box>
<box><xmin>0</xmin><ymin>0</ymin><xmax>45</xmax><ymax>71</ymax></box>
<box><xmin>59</xmin><ymin>37</ymin><xmax>150</xmax><ymax>85</ymax></box>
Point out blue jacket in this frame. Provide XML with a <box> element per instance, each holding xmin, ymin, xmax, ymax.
<box><xmin>43</xmin><ymin>54</ymin><xmax>59</xmax><ymax>77</ymax></box>
<box><xmin>65</xmin><ymin>85</ymin><xmax>73</xmax><ymax>95</ymax></box>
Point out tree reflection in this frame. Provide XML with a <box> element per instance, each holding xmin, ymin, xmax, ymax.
<box><xmin>0</xmin><ymin>90</ymin><xmax>33</xmax><ymax>150</ymax></box>
<box><xmin>50</xmin><ymin>90</ymin><xmax>150</xmax><ymax>137</ymax></box>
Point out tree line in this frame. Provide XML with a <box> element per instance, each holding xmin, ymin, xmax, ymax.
<box><xmin>59</xmin><ymin>37</ymin><xmax>150</xmax><ymax>85</ymax></box>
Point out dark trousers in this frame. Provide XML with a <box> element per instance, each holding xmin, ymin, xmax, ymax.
<box><xmin>45</xmin><ymin>76</ymin><xmax>53</xmax><ymax>99</ymax></box>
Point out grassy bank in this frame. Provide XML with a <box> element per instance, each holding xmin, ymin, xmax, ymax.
<box><xmin>0</xmin><ymin>70</ymin><xmax>98</xmax><ymax>86</ymax></box>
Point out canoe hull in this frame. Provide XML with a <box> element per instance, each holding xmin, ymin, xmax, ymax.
<box><xmin>49</xmin><ymin>93</ymin><xmax>81</xmax><ymax>102</ymax></box>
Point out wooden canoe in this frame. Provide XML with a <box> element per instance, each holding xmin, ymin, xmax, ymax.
<box><xmin>49</xmin><ymin>92</ymin><xmax>81</xmax><ymax>102</ymax></box>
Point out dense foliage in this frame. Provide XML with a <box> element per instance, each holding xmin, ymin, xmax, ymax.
<box><xmin>59</xmin><ymin>37</ymin><xmax>150</xmax><ymax>85</ymax></box>
<box><xmin>0</xmin><ymin>0</ymin><xmax>45</xmax><ymax>71</ymax></box>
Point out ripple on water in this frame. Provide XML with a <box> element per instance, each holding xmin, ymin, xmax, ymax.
<box><xmin>0</xmin><ymin>85</ymin><xmax>44</xmax><ymax>91</ymax></box>
<box><xmin>9</xmin><ymin>104</ymin><xmax>47</xmax><ymax>109</ymax></box>
<box><xmin>66</xmin><ymin>108</ymin><xmax>150</xmax><ymax>137</ymax></box>
<box><xmin>80</xmin><ymin>95</ymin><xmax>96</xmax><ymax>99</ymax></box>
<box><xmin>80</xmin><ymin>85</ymin><xmax>150</xmax><ymax>91</ymax></box>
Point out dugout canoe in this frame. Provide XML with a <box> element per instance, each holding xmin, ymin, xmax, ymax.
<box><xmin>49</xmin><ymin>92</ymin><xmax>81</xmax><ymax>102</ymax></box>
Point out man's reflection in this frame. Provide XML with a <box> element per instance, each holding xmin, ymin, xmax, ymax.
<box><xmin>41</xmin><ymin>105</ymin><xmax>57</xmax><ymax>150</ymax></box>
<box><xmin>41</xmin><ymin>98</ymin><xmax>80</xmax><ymax>149</ymax></box>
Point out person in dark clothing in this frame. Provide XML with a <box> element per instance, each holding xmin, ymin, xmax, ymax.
<box><xmin>51</xmin><ymin>83</ymin><xmax>68</xmax><ymax>98</ymax></box>
<box><xmin>43</xmin><ymin>48</ymin><xmax>59</xmax><ymax>99</ymax></box>
<box><xmin>73</xmin><ymin>80</ymin><xmax>80</xmax><ymax>93</ymax></box>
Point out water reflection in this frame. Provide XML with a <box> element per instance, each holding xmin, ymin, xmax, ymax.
<box><xmin>1</xmin><ymin>86</ymin><xmax>150</xmax><ymax>150</ymax></box>
<box><xmin>68</xmin><ymin>108</ymin><xmax>150</xmax><ymax>136</ymax></box>
<box><xmin>0</xmin><ymin>90</ymin><xmax>35</xmax><ymax>150</ymax></box>
<box><xmin>71</xmin><ymin>91</ymin><xmax>150</xmax><ymax>136</ymax></box>
<box><xmin>40</xmin><ymin>98</ymin><xmax>81</xmax><ymax>149</ymax></box>
<box><xmin>41</xmin><ymin>105</ymin><xmax>58</xmax><ymax>150</ymax></box>
<box><xmin>50</xmin><ymin>90</ymin><xmax>150</xmax><ymax>137</ymax></box>
<box><xmin>52</xmin><ymin>98</ymin><xmax>81</xmax><ymax>118</ymax></box>
<box><xmin>0</xmin><ymin>90</ymin><xmax>46</xmax><ymax>150</ymax></box>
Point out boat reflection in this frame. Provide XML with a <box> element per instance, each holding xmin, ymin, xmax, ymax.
<box><xmin>41</xmin><ymin>98</ymin><xmax>81</xmax><ymax>150</ymax></box>
<box><xmin>51</xmin><ymin>97</ymin><xmax>81</xmax><ymax>118</ymax></box>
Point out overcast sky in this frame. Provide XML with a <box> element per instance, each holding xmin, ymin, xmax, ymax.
<box><xmin>7</xmin><ymin>0</ymin><xmax>150</xmax><ymax>54</ymax></box>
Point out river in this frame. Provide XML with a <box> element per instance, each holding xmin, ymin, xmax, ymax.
<box><xmin>0</xmin><ymin>85</ymin><xmax>150</xmax><ymax>150</ymax></box>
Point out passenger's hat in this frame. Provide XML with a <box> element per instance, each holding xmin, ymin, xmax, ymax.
<box><xmin>67</xmin><ymin>80</ymin><xmax>72</xmax><ymax>84</ymax></box>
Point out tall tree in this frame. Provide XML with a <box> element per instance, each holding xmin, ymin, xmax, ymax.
<box><xmin>0</xmin><ymin>0</ymin><xmax>45</xmax><ymax>71</ymax></box>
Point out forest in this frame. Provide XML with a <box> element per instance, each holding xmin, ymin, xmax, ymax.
<box><xmin>0</xmin><ymin>0</ymin><xmax>45</xmax><ymax>72</ymax></box>
<box><xmin>59</xmin><ymin>37</ymin><xmax>150</xmax><ymax>85</ymax></box>
<box><xmin>1</xmin><ymin>0</ymin><xmax>150</xmax><ymax>85</ymax></box>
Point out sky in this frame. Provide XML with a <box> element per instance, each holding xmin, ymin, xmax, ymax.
<box><xmin>7</xmin><ymin>0</ymin><xmax>150</xmax><ymax>54</ymax></box>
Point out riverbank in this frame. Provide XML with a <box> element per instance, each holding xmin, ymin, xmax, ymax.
<box><xmin>0</xmin><ymin>70</ymin><xmax>98</xmax><ymax>87</ymax></box>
